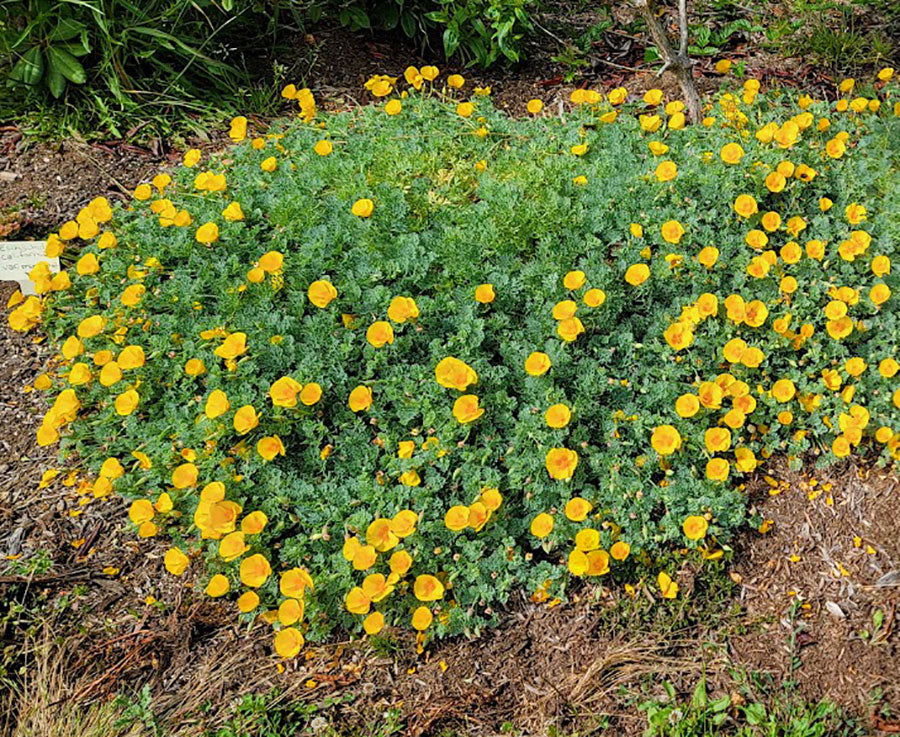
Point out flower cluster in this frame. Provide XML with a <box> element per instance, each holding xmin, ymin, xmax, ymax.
<box><xmin>9</xmin><ymin>65</ymin><xmax>900</xmax><ymax>657</ymax></box>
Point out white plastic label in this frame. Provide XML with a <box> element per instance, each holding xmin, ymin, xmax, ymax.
<box><xmin>0</xmin><ymin>242</ymin><xmax>57</xmax><ymax>295</ymax></box>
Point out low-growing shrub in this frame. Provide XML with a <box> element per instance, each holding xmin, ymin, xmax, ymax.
<box><xmin>8</xmin><ymin>68</ymin><xmax>900</xmax><ymax>657</ymax></box>
<box><xmin>318</xmin><ymin>0</ymin><xmax>535</xmax><ymax>66</ymax></box>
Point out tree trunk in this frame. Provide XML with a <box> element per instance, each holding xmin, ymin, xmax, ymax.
<box><xmin>636</xmin><ymin>0</ymin><xmax>702</xmax><ymax>124</ymax></box>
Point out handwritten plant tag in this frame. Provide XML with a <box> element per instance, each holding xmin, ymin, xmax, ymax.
<box><xmin>0</xmin><ymin>242</ymin><xmax>57</xmax><ymax>296</ymax></box>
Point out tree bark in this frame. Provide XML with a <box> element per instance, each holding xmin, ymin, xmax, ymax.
<box><xmin>636</xmin><ymin>0</ymin><xmax>703</xmax><ymax>124</ymax></box>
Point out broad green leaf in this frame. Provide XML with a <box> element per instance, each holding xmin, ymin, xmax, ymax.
<box><xmin>49</xmin><ymin>17</ymin><xmax>86</xmax><ymax>41</ymax></box>
<box><xmin>9</xmin><ymin>46</ymin><xmax>45</xmax><ymax>85</ymax></box>
<box><xmin>379</xmin><ymin>4</ymin><xmax>399</xmax><ymax>29</ymax></box>
<box><xmin>400</xmin><ymin>10</ymin><xmax>417</xmax><ymax>36</ymax></box>
<box><xmin>57</xmin><ymin>40</ymin><xmax>92</xmax><ymax>57</ymax></box>
<box><xmin>47</xmin><ymin>46</ymin><xmax>87</xmax><ymax>85</ymax></box>
<box><xmin>45</xmin><ymin>56</ymin><xmax>67</xmax><ymax>97</ymax></box>
<box><xmin>346</xmin><ymin>5</ymin><xmax>371</xmax><ymax>29</ymax></box>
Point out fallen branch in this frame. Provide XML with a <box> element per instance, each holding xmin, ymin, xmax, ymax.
<box><xmin>0</xmin><ymin>567</ymin><xmax>94</xmax><ymax>585</ymax></box>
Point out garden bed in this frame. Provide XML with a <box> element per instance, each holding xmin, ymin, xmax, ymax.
<box><xmin>3</xmin><ymin>44</ymin><xmax>900</xmax><ymax>737</ymax></box>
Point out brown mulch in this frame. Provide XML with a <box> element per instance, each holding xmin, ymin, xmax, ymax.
<box><xmin>390</xmin><ymin>603</ymin><xmax>719</xmax><ymax>737</ymax></box>
<box><xmin>0</xmin><ymin>135</ymin><xmax>164</xmax><ymax>241</ymax></box>
<box><xmin>302</xmin><ymin>23</ymin><xmax>838</xmax><ymax>118</ymax></box>
<box><xmin>731</xmin><ymin>458</ymin><xmax>900</xmax><ymax>712</ymax></box>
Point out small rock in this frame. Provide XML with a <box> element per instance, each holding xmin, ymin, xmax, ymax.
<box><xmin>5</xmin><ymin>526</ymin><xmax>24</xmax><ymax>556</ymax></box>
<box><xmin>825</xmin><ymin>600</ymin><xmax>845</xmax><ymax>619</ymax></box>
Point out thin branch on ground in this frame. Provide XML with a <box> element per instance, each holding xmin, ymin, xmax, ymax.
<box><xmin>532</xmin><ymin>16</ymin><xmax>647</xmax><ymax>74</ymax></box>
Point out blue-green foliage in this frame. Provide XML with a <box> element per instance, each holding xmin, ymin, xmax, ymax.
<box><xmin>36</xmin><ymin>86</ymin><xmax>900</xmax><ymax>639</ymax></box>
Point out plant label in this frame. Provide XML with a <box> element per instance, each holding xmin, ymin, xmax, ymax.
<box><xmin>0</xmin><ymin>242</ymin><xmax>57</xmax><ymax>296</ymax></box>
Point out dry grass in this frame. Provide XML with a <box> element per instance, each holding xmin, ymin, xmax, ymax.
<box><xmin>559</xmin><ymin>638</ymin><xmax>712</xmax><ymax>709</ymax></box>
<box><xmin>5</xmin><ymin>629</ymin><xmax>142</xmax><ymax>737</ymax></box>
